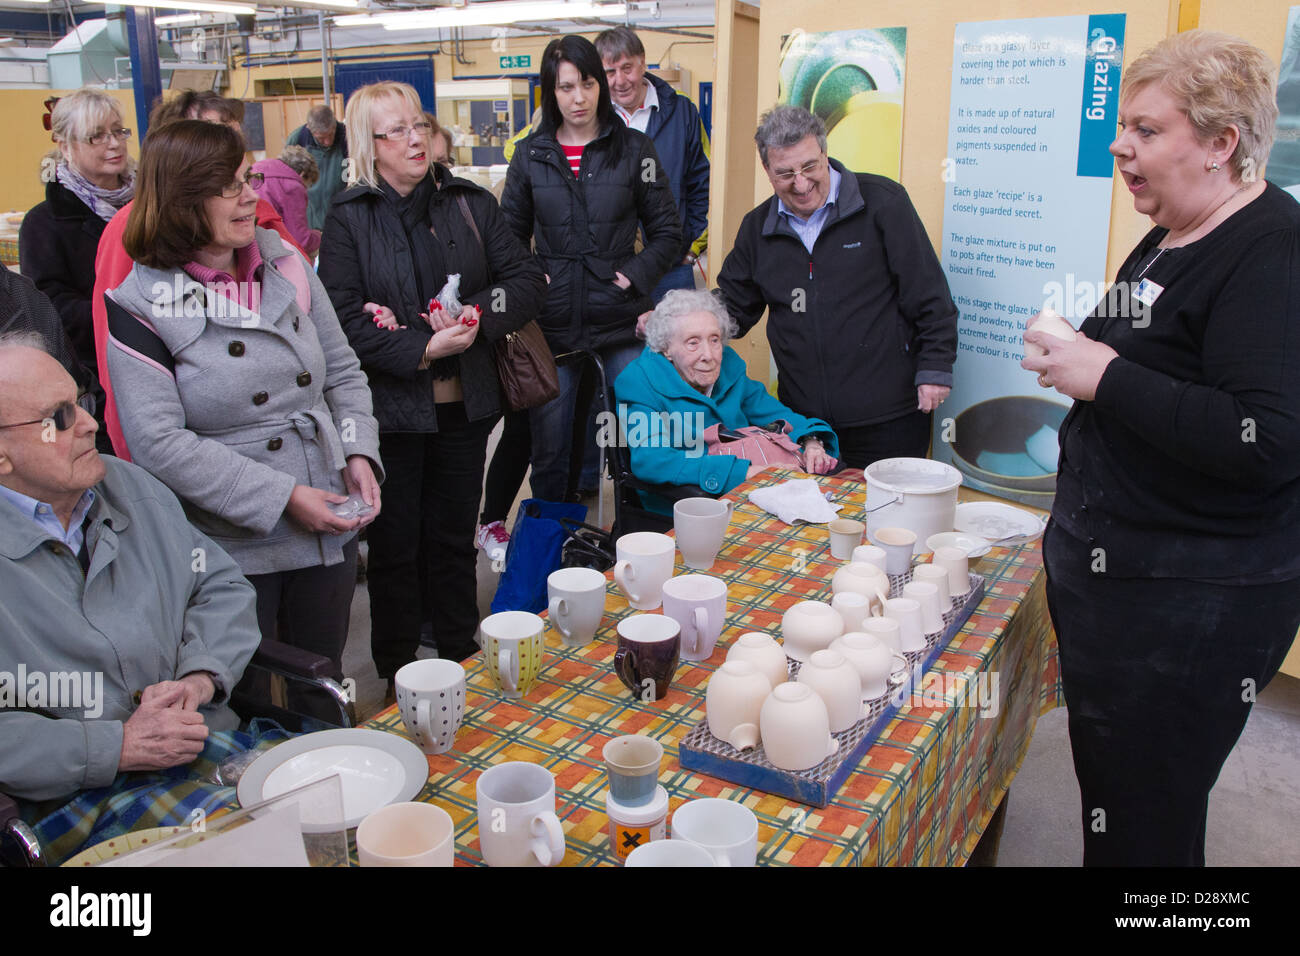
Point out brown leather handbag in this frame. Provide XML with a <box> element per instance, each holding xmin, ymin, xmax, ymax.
<box><xmin>454</xmin><ymin>194</ymin><xmax>560</xmax><ymax>411</ymax></box>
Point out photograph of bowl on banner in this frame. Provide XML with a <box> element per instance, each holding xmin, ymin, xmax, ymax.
<box><xmin>778</xmin><ymin>27</ymin><xmax>908</xmax><ymax>181</ymax></box>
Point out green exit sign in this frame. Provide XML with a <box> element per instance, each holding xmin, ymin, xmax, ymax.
<box><xmin>500</xmin><ymin>55</ymin><xmax>531</xmax><ymax>69</ymax></box>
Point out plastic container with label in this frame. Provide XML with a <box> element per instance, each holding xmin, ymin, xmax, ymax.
<box><xmin>605</xmin><ymin>786</ymin><xmax>669</xmax><ymax>865</ymax></box>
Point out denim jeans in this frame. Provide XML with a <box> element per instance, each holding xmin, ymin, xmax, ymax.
<box><xmin>651</xmin><ymin>262</ymin><xmax>697</xmax><ymax>302</ymax></box>
<box><xmin>531</xmin><ymin>341</ymin><xmax>644</xmax><ymax>502</ymax></box>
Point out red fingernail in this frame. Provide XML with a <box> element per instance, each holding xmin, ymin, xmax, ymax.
<box><xmin>474</xmin><ymin>304</ymin><xmax>482</xmax><ymax>314</ymax></box>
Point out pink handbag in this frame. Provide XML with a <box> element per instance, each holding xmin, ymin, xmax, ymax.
<box><xmin>703</xmin><ymin>422</ymin><xmax>838</xmax><ymax>473</ymax></box>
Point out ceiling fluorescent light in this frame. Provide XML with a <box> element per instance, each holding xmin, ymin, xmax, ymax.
<box><xmin>337</xmin><ymin>2</ymin><xmax>628</xmax><ymax>30</ymax></box>
<box><xmin>156</xmin><ymin>13</ymin><xmax>234</xmax><ymax>25</ymax></box>
<box><xmin>274</xmin><ymin>0</ymin><xmax>362</xmax><ymax>9</ymax></box>
<box><xmin>91</xmin><ymin>1</ymin><xmax>258</xmax><ymax>15</ymax></box>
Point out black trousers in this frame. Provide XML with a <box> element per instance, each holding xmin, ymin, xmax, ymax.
<box><xmin>1043</xmin><ymin>520</ymin><xmax>1300</xmax><ymax>865</ymax></box>
<box><xmin>244</xmin><ymin>535</ymin><xmax>359</xmax><ymax>721</ymax></box>
<box><xmin>368</xmin><ymin>404</ymin><xmax>495</xmax><ymax>676</ymax></box>
<box><xmin>833</xmin><ymin>408</ymin><xmax>932</xmax><ymax>470</ymax></box>
<box><xmin>481</xmin><ymin>408</ymin><xmax>531</xmax><ymax>525</ymax></box>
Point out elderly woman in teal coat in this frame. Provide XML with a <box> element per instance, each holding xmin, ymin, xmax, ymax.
<box><xmin>614</xmin><ymin>288</ymin><xmax>838</xmax><ymax>510</ymax></box>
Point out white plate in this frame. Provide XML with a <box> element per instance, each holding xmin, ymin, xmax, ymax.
<box><xmin>925</xmin><ymin>531</ymin><xmax>991</xmax><ymax>558</ymax></box>
<box><xmin>237</xmin><ymin>729</ymin><xmax>429</xmax><ymax>831</ymax></box>
<box><xmin>953</xmin><ymin>502</ymin><xmax>1046</xmax><ymax>543</ymax></box>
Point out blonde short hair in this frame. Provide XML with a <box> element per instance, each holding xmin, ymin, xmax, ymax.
<box><xmin>343</xmin><ymin>81</ymin><xmax>426</xmax><ymax>190</ymax></box>
<box><xmin>51</xmin><ymin>88</ymin><xmax>123</xmax><ymax>145</ymax></box>
<box><xmin>1122</xmin><ymin>30</ymin><xmax>1278</xmax><ymax>178</ymax></box>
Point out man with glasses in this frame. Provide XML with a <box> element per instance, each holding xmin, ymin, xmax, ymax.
<box><xmin>0</xmin><ymin>336</ymin><xmax>259</xmax><ymax>819</ymax></box>
<box><xmin>716</xmin><ymin>105</ymin><xmax>958</xmax><ymax>469</ymax></box>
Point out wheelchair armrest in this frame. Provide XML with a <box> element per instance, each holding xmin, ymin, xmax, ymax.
<box><xmin>624</xmin><ymin>476</ymin><xmax>710</xmax><ymax>504</ymax></box>
<box><xmin>0</xmin><ymin>793</ymin><xmax>45</xmax><ymax>867</ymax></box>
<box><xmin>250</xmin><ymin>639</ymin><xmax>335</xmax><ymax>681</ymax></box>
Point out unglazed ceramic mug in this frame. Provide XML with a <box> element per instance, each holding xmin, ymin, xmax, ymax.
<box><xmin>780</xmin><ymin>600</ymin><xmax>844</xmax><ymax>663</ymax></box>
<box><xmin>932</xmin><ymin>546</ymin><xmax>971</xmax><ymax>600</ymax></box>
<box><xmin>671</xmin><ymin>799</ymin><xmax>759</xmax><ymax>867</ymax></box>
<box><xmin>830</xmin><ymin>562</ymin><xmax>890</xmax><ymax>613</ymax></box>
<box><xmin>547</xmin><ymin>566</ymin><xmax>607</xmax><ymax>647</ymax></box>
<box><xmin>911</xmin><ymin>562</ymin><xmax>952</xmax><ymax>609</ymax></box>
<box><xmin>476</xmin><ymin>761</ymin><xmax>566</xmax><ymax>867</ymax></box>
<box><xmin>673</xmin><ymin>497</ymin><xmax>735</xmax><ymax>571</ymax></box>
<box><xmin>706</xmin><ymin>660</ymin><xmax>772</xmax><ymax>751</ymax></box>
<box><xmin>759</xmin><ymin>681</ymin><xmax>839</xmax><ymax>772</ymax></box>
<box><xmin>903</xmin><ymin>580</ymin><xmax>946</xmax><ymax>634</ymax></box>
<box><xmin>860</xmin><ymin>615</ymin><xmax>903</xmax><ymax>653</ymax></box>
<box><xmin>873</xmin><ymin>526</ymin><xmax>917</xmax><ymax>576</ymax></box>
<box><xmin>395</xmin><ymin>658</ymin><xmax>466</xmax><ymax>755</ymax></box>
<box><xmin>613</xmin><ymin>532</ymin><xmax>675</xmax><ymax>610</ymax></box>
<box><xmin>831</xmin><ymin>591</ymin><xmax>872</xmax><ymax>634</ymax></box>
<box><xmin>828</xmin><ymin>518</ymin><xmax>865</xmax><ymax>561</ymax></box>
<box><xmin>832</xmin><ymin>632</ymin><xmax>908</xmax><ymax>700</ymax></box>
<box><xmin>796</xmin><ymin>649</ymin><xmax>866</xmax><ymax>732</ymax></box>
<box><xmin>883</xmin><ymin>597</ymin><xmax>926</xmax><ymax>653</ymax></box>
<box><xmin>356</xmin><ymin>801</ymin><xmax>455</xmax><ymax>867</ymax></box>
<box><xmin>661</xmin><ymin>573</ymin><xmax>728</xmax><ymax>661</ymax></box>
<box><xmin>624</xmin><ymin>840</ymin><xmax>717</xmax><ymax>867</ymax></box>
<box><xmin>602</xmin><ymin>734</ymin><xmax>664</xmax><ymax>807</ymax></box>
<box><xmin>725</xmin><ymin>632</ymin><xmax>789</xmax><ymax>690</ymax></box>
<box><xmin>480</xmin><ymin>611</ymin><xmax>546</xmax><ymax>699</ymax></box>
<box><xmin>614</xmin><ymin>614</ymin><xmax>681</xmax><ymax>701</ymax></box>
<box><xmin>851</xmin><ymin>544</ymin><xmax>888</xmax><ymax>572</ymax></box>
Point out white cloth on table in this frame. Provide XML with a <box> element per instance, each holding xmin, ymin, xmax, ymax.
<box><xmin>747</xmin><ymin>479</ymin><xmax>842</xmax><ymax>525</ymax></box>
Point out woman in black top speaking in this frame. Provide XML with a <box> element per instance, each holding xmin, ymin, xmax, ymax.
<box><xmin>1023</xmin><ymin>31</ymin><xmax>1300</xmax><ymax>866</ymax></box>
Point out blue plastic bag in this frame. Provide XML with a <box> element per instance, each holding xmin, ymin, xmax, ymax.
<box><xmin>490</xmin><ymin>498</ymin><xmax>588</xmax><ymax>613</ymax></box>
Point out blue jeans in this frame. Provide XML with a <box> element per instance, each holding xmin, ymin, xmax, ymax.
<box><xmin>651</xmin><ymin>262</ymin><xmax>697</xmax><ymax>303</ymax></box>
<box><xmin>530</xmin><ymin>341</ymin><xmax>643</xmax><ymax>502</ymax></box>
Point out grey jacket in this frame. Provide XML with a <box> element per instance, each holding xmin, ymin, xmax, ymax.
<box><xmin>105</xmin><ymin>228</ymin><xmax>383</xmax><ymax>576</ymax></box>
<box><xmin>0</xmin><ymin>457</ymin><xmax>261</xmax><ymax>802</ymax></box>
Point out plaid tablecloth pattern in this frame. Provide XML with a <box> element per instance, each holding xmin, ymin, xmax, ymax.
<box><xmin>365</xmin><ymin>470</ymin><xmax>1063</xmax><ymax>866</ymax></box>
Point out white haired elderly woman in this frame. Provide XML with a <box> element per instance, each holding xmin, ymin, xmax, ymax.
<box><xmin>614</xmin><ymin>288</ymin><xmax>839</xmax><ymax>512</ymax></box>
<box><xmin>20</xmin><ymin>88</ymin><xmax>134</xmax><ymax>447</ymax></box>
<box><xmin>1021</xmin><ymin>31</ymin><xmax>1300</xmax><ymax>866</ymax></box>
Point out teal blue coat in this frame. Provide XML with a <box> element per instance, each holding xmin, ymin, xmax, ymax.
<box><xmin>612</xmin><ymin>346</ymin><xmax>839</xmax><ymax>509</ymax></box>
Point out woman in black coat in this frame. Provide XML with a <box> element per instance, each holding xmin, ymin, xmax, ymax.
<box><xmin>495</xmin><ymin>35</ymin><xmax>681</xmax><ymax>508</ymax></box>
<box><xmin>19</xmin><ymin>88</ymin><xmax>134</xmax><ymax>450</ymax></box>
<box><xmin>318</xmin><ymin>81</ymin><xmax>545</xmax><ymax>679</ymax></box>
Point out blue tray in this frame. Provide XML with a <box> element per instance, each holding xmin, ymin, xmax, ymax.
<box><xmin>678</xmin><ymin>572</ymin><xmax>985</xmax><ymax>807</ymax></box>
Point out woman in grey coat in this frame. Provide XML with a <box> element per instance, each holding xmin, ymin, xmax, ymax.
<box><xmin>104</xmin><ymin>121</ymin><xmax>383</xmax><ymax>715</ymax></box>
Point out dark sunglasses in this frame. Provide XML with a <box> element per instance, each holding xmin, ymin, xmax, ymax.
<box><xmin>0</xmin><ymin>391</ymin><xmax>95</xmax><ymax>432</ymax></box>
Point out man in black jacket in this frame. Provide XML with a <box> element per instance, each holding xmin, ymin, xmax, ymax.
<box><xmin>716</xmin><ymin>105</ymin><xmax>957</xmax><ymax>468</ymax></box>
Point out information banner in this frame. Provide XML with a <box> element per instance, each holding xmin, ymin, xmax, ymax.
<box><xmin>932</xmin><ymin>14</ymin><xmax>1124</xmax><ymax>508</ymax></box>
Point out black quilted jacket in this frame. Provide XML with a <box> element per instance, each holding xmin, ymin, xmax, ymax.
<box><xmin>499</xmin><ymin>119</ymin><xmax>681</xmax><ymax>355</ymax></box>
<box><xmin>318</xmin><ymin>165</ymin><xmax>546</xmax><ymax>433</ymax></box>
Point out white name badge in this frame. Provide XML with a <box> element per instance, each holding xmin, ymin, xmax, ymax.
<box><xmin>1133</xmin><ymin>278</ymin><xmax>1164</xmax><ymax>307</ymax></box>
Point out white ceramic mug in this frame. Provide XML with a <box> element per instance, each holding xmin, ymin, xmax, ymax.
<box><xmin>706</xmin><ymin>660</ymin><xmax>771</xmax><ymax>751</ymax></box>
<box><xmin>831</xmin><ymin>591</ymin><xmax>872</xmax><ymax>634</ymax></box>
<box><xmin>395</xmin><ymin>658</ymin><xmax>466</xmax><ymax>755</ymax></box>
<box><xmin>475</xmin><ymin>761</ymin><xmax>566</xmax><ymax>867</ymax></box>
<box><xmin>830</xmin><ymin>562</ymin><xmax>890</xmax><ymax>613</ymax></box>
<box><xmin>480</xmin><ymin>611</ymin><xmax>546</xmax><ymax>699</ymax></box>
<box><xmin>661</xmin><ymin>574</ymin><xmax>728</xmax><ymax>661</ymax></box>
<box><xmin>932</xmin><ymin>546</ymin><xmax>971</xmax><ymax>600</ymax></box>
<box><xmin>624</xmin><ymin>840</ymin><xmax>717</xmax><ymax>867</ymax></box>
<box><xmin>828</xmin><ymin>518</ymin><xmax>865</xmax><ymax>561</ymax></box>
<box><xmin>883</xmin><ymin>597</ymin><xmax>926</xmax><ymax>654</ymax></box>
<box><xmin>725</xmin><ymin>632</ymin><xmax>789</xmax><ymax>690</ymax></box>
<box><xmin>547</xmin><ymin>566</ymin><xmax>607</xmax><ymax>648</ymax></box>
<box><xmin>911</xmin><ymin>563</ymin><xmax>952</xmax><ymax>609</ymax></box>
<box><xmin>671</xmin><ymin>799</ymin><xmax>759</xmax><ymax>867</ymax></box>
<box><xmin>759</xmin><ymin>682</ymin><xmax>839</xmax><ymax>772</ymax></box>
<box><xmin>613</xmin><ymin>532</ymin><xmax>676</xmax><ymax>610</ymax></box>
<box><xmin>780</xmin><ymin>600</ymin><xmax>844</xmax><ymax>663</ymax></box>
<box><xmin>860</xmin><ymin>616</ymin><xmax>903</xmax><ymax>653</ymax></box>
<box><xmin>832</xmin><ymin>632</ymin><xmax>908</xmax><ymax>700</ymax></box>
<box><xmin>903</xmin><ymin>580</ymin><xmax>946</xmax><ymax>634</ymax></box>
<box><xmin>873</xmin><ymin>526</ymin><xmax>918</xmax><ymax>576</ymax></box>
<box><xmin>851</xmin><ymin>544</ymin><xmax>888</xmax><ymax>572</ymax></box>
<box><xmin>356</xmin><ymin>802</ymin><xmax>455</xmax><ymax>867</ymax></box>
<box><xmin>673</xmin><ymin>497</ymin><xmax>735</xmax><ymax>570</ymax></box>
<box><xmin>796</xmin><ymin>649</ymin><xmax>866</xmax><ymax>732</ymax></box>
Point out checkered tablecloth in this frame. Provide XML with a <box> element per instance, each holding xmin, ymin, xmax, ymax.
<box><xmin>364</xmin><ymin>470</ymin><xmax>1063</xmax><ymax>866</ymax></box>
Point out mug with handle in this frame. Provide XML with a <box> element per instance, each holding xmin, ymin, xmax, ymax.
<box><xmin>475</xmin><ymin>761</ymin><xmax>566</xmax><ymax>867</ymax></box>
<box><xmin>661</xmin><ymin>573</ymin><xmax>728</xmax><ymax>662</ymax></box>
<box><xmin>673</xmin><ymin>497</ymin><xmax>735</xmax><ymax>571</ymax></box>
<box><xmin>614</xmin><ymin>614</ymin><xmax>681</xmax><ymax>701</ymax></box>
<box><xmin>546</xmin><ymin>566</ymin><xmax>607</xmax><ymax>648</ymax></box>
<box><xmin>613</xmin><ymin>531</ymin><xmax>675</xmax><ymax>610</ymax></box>
<box><xmin>480</xmin><ymin>611</ymin><xmax>546</xmax><ymax>699</ymax></box>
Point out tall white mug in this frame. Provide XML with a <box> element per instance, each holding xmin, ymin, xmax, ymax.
<box><xmin>673</xmin><ymin>497</ymin><xmax>735</xmax><ymax>570</ymax></box>
<box><xmin>547</xmin><ymin>566</ymin><xmax>607</xmax><ymax>647</ymax></box>
<box><xmin>476</xmin><ymin>761</ymin><xmax>566</xmax><ymax>867</ymax></box>
<box><xmin>661</xmin><ymin>574</ymin><xmax>728</xmax><ymax>661</ymax></box>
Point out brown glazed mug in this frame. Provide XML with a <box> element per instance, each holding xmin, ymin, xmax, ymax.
<box><xmin>614</xmin><ymin>614</ymin><xmax>681</xmax><ymax>702</ymax></box>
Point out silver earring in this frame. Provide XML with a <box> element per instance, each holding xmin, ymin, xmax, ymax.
<box><xmin>1209</xmin><ymin>162</ymin><xmax>1221</xmax><ymax>171</ymax></box>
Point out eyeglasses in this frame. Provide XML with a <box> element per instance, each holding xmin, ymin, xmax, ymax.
<box><xmin>87</xmin><ymin>128</ymin><xmax>132</xmax><ymax>147</ymax></box>
<box><xmin>219</xmin><ymin>170</ymin><xmax>265</xmax><ymax>199</ymax></box>
<box><xmin>372</xmin><ymin>121</ymin><xmax>433</xmax><ymax>142</ymax></box>
<box><xmin>0</xmin><ymin>392</ymin><xmax>95</xmax><ymax>432</ymax></box>
<box><xmin>771</xmin><ymin>158</ymin><xmax>824</xmax><ymax>184</ymax></box>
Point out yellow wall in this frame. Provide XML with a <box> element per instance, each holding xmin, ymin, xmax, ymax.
<box><xmin>1</xmin><ymin>88</ymin><xmax>137</xmax><ymax>216</ymax></box>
